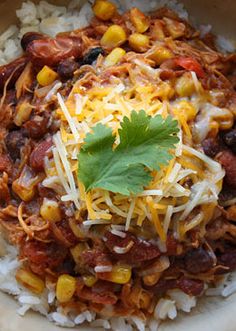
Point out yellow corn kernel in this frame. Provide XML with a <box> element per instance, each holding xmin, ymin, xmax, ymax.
<box><xmin>151</xmin><ymin>20</ymin><xmax>165</xmax><ymax>41</ymax></box>
<box><xmin>209</xmin><ymin>121</ymin><xmax>219</xmax><ymax>138</ymax></box>
<box><xmin>181</xmin><ymin>101</ymin><xmax>196</xmax><ymax>121</ymax></box>
<box><xmin>143</xmin><ymin>273</ymin><xmax>161</xmax><ymax>286</ymax></box>
<box><xmin>156</xmin><ymin>81</ymin><xmax>174</xmax><ymax>100</ymax></box>
<box><xmin>37</xmin><ymin>65</ymin><xmax>58</xmax><ymax>86</ymax></box>
<box><xmin>129</xmin><ymin>33</ymin><xmax>150</xmax><ymax>53</ymax></box>
<box><xmin>217</xmin><ymin>113</ymin><xmax>234</xmax><ymax>130</ymax></box>
<box><xmin>108</xmin><ymin>265</ymin><xmax>131</xmax><ymax>284</ymax></box>
<box><xmin>56</xmin><ymin>274</ymin><xmax>77</xmax><ymax>303</ymax></box>
<box><xmin>164</xmin><ymin>17</ymin><xmax>186</xmax><ymax>39</ymax></box>
<box><xmin>70</xmin><ymin>243</ymin><xmax>87</xmax><ymax>264</ymax></box>
<box><xmin>69</xmin><ymin>219</ymin><xmax>84</xmax><ymax>239</ymax></box>
<box><xmin>92</xmin><ymin>0</ymin><xmax>117</xmax><ymax>21</ymax></box>
<box><xmin>16</xmin><ymin>269</ymin><xmax>45</xmax><ymax>294</ymax></box>
<box><xmin>83</xmin><ymin>275</ymin><xmax>97</xmax><ymax>287</ymax></box>
<box><xmin>139</xmin><ymin>290</ymin><xmax>152</xmax><ymax>310</ymax></box>
<box><xmin>111</xmin><ymin>265</ymin><xmax>132</xmax><ymax>284</ymax></box>
<box><xmin>130</xmin><ymin>8</ymin><xmax>150</xmax><ymax>33</ymax></box>
<box><xmin>101</xmin><ymin>25</ymin><xmax>127</xmax><ymax>48</ymax></box>
<box><xmin>14</xmin><ymin>102</ymin><xmax>32</xmax><ymax>126</ymax></box>
<box><xmin>175</xmin><ymin>73</ymin><xmax>195</xmax><ymax>97</ymax></box>
<box><xmin>148</xmin><ymin>46</ymin><xmax>173</xmax><ymax>65</ymax></box>
<box><xmin>12</xmin><ymin>179</ymin><xmax>36</xmax><ymax>202</ymax></box>
<box><xmin>40</xmin><ymin>198</ymin><xmax>61</xmax><ymax>222</ymax></box>
<box><xmin>104</xmin><ymin>47</ymin><xmax>126</xmax><ymax>66</ymax></box>
<box><xmin>176</xmin><ymin>100</ymin><xmax>197</xmax><ymax>122</ymax></box>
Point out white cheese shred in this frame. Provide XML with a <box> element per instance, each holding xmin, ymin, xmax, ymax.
<box><xmin>125</xmin><ymin>199</ymin><xmax>136</xmax><ymax>231</ymax></box>
<box><xmin>53</xmin><ymin>132</ymin><xmax>80</xmax><ymax>209</ymax></box>
<box><xmin>57</xmin><ymin>93</ymin><xmax>80</xmax><ymax>142</ymax></box>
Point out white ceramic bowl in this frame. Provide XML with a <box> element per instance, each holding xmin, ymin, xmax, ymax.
<box><xmin>0</xmin><ymin>1</ymin><xmax>236</xmax><ymax>330</ymax></box>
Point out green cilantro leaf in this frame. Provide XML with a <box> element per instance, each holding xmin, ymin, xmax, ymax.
<box><xmin>78</xmin><ymin>110</ymin><xmax>179</xmax><ymax>196</ymax></box>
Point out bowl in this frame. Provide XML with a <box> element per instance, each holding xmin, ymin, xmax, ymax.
<box><xmin>0</xmin><ymin>1</ymin><xmax>236</xmax><ymax>330</ymax></box>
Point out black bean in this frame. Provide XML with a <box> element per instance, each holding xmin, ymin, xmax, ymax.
<box><xmin>202</xmin><ymin>137</ymin><xmax>222</xmax><ymax>158</ymax></box>
<box><xmin>184</xmin><ymin>247</ymin><xmax>214</xmax><ymax>274</ymax></box>
<box><xmin>222</xmin><ymin>129</ymin><xmax>236</xmax><ymax>154</ymax></box>
<box><xmin>217</xmin><ymin>247</ymin><xmax>236</xmax><ymax>272</ymax></box>
<box><xmin>5</xmin><ymin>130</ymin><xmax>26</xmax><ymax>161</ymax></box>
<box><xmin>21</xmin><ymin>32</ymin><xmax>47</xmax><ymax>51</ymax></box>
<box><xmin>57</xmin><ymin>58</ymin><xmax>79</xmax><ymax>79</ymax></box>
<box><xmin>82</xmin><ymin>47</ymin><xmax>104</xmax><ymax>65</ymax></box>
<box><xmin>219</xmin><ymin>184</ymin><xmax>236</xmax><ymax>203</ymax></box>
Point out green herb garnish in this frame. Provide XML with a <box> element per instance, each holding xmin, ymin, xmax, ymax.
<box><xmin>78</xmin><ymin>110</ymin><xmax>179</xmax><ymax>196</ymax></box>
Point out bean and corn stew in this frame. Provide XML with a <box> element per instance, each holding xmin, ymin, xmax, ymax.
<box><xmin>1</xmin><ymin>0</ymin><xmax>236</xmax><ymax>324</ymax></box>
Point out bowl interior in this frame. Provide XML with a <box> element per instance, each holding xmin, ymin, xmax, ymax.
<box><xmin>0</xmin><ymin>0</ymin><xmax>236</xmax><ymax>330</ymax></box>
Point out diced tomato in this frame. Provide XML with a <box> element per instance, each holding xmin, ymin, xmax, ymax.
<box><xmin>30</xmin><ymin>139</ymin><xmax>53</xmax><ymax>171</ymax></box>
<box><xmin>104</xmin><ymin>231</ymin><xmax>160</xmax><ymax>264</ymax></box>
<box><xmin>21</xmin><ymin>241</ymin><xmax>67</xmax><ymax>275</ymax></box>
<box><xmin>77</xmin><ymin>281</ymin><xmax>118</xmax><ymax>305</ymax></box>
<box><xmin>177</xmin><ymin>277</ymin><xmax>204</xmax><ymax>296</ymax></box>
<box><xmin>175</xmin><ymin>57</ymin><xmax>205</xmax><ymax>78</ymax></box>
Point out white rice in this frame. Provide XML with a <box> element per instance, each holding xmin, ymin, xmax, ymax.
<box><xmin>216</xmin><ymin>35</ymin><xmax>236</xmax><ymax>53</ymax></box>
<box><xmin>199</xmin><ymin>24</ymin><xmax>212</xmax><ymax>37</ymax></box>
<box><xmin>1</xmin><ymin>237</ymin><xmax>236</xmax><ymax>330</ymax></box>
<box><xmin>0</xmin><ymin>0</ymin><xmax>236</xmax><ymax>329</ymax></box>
<box><xmin>0</xmin><ymin>0</ymin><xmax>234</xmax><ymax>66</ymax></box>
<box><xmin>0</xmin><ymin>236</ymin><xmax>204</xmax><ymax>330</ymax></box>
<box><xmin>154</xmin><ymin>298</ymin><xmax>177</xmax><ymax>320</ymax></box>
<box><xmin>0</xmin><ymin>0</ymin><xmax>230</xmax><ymax>65</ymax></box>
<box><xmin>0</xmin><ymin>0</ymin><xmax>94</xmax><ymax>65</ymax></box>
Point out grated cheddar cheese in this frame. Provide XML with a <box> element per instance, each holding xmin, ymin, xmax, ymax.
<box><xmin>42</xmin><ymin>57</ymin><xmax>225</xmax><ymax>240</ymax></box>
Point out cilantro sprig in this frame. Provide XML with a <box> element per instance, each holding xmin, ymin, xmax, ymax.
<box><xmin>78</xmin><ymin>110</ymin><xmax>179</xmax><ymax>196</ymax></box>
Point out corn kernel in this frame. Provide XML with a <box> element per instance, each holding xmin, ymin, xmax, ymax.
<box><xmin>14</xmin><ymin>102</ymin><xmax>32</xmax><ymax>126</ymax></box>
<box><xmin>175</xmin><ymin>73</ymin><xmax>195</xmax><ymax>97</ymax></box>
<box><xmin>176</xmin><ymin>100</ymin><xmax>197</xmax><ymax>122</ymax></box>
<box><xmin>130</xmin><ymin>8</ymin><xmax>150</xmax><ymax>33</ymax></box>
<box><xmin>16</xmin><ymin>269</ymin><xmax>45</xmax><ymax>294</ymax></box>
<box><xmin>92</xmin><ymin>0</ymin><xmax>116</xmax><ymax>21</ymax></box>
<box><xmin>148</xmin><ymin>46</ymin><xmax>173</xmax><ymax>65</ymax></box>
<box><xmin>12</xmin><ymin>179</ymin><xmax>36</xmax><ymax>202</ymax></box>
<box><xmin>139</xmin><ymin>291</ymin><xmax>152</xmax><ymax>310</ymax></box>
<box><xmin>209</xmin><ymin>121</ymin><xmax>219</xmax><ymax>138</ymax></box>
<box><xmin>110</xmin><ymin>265</ymin><xmax>131</xmax><ymax>284</ymax></box>
<box><xmin>98</xmin><ymin>265</ymin><xmax>131</xmax><ymax>284</ymax></box>
<box><xmin>104</xmin><ymin>47</ymin><xmax>126</xmax><ymax>66</ymax></box>
<box><xmin>40</xmin><ymin>198</ymin><xmax>61</xmax><ymax>222</ymax></box>
<box><xmin>129</xmin><ymin>33</ymin><xmax>150</xmax><ymax>53</ymax></box>
<box><xmin>101</xmin><ymin>25</ymin><xmax>127</xmax><ymax>48</ymax></box>
<box><xmin>83</xmin><ymin>275</ymin><xmax>97</xmax><ymax>287</ymax></box>
<box><xmin>150</xmin><ymin>20</ymin><xmax>165</xmax><ymax>41</ymax></box>
<box><xmin>217</xmin><ymin>112</ymin><xmax>234</xmax><ymax>130</ymax></box>
<box><xmin>164</xmin><ymin>17</ymin><xmax>186</xmax><ymax>39</ymax></box>
<box><xmin>37</xmin><ymin>65</ymin><xmax>58</xmax><ymax>86</ymax></box>
<box><xmin>156</xmin><ymin>82</ymin><xmax>174</xmax><ymax>100</ymax></box>
<box><xmin>70</xmin><ymin>243</ymin><xmax>87</xmax><ymax>264</ymax></box>
<box><xmin>56</xmin><ymin>274</ymin><xmax>76</xmax><ymax>303</ymax></box>
<box><xmin>143</xmin><ymin>273</ymin><xmax>161</xmax><ymax>286</ymax></box>
<box><xmin>69</xmin><ymin>219</ymin><xmax>84</xmax><ymax>238</ymax></box>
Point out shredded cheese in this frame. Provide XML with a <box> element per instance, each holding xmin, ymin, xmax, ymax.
<box><xmin>53</xmin><ymin>133</ymin><xmax>80</xmax><ymax>209</ymax></box>
<box><xmin>45</xmin><ymin>81</ymin><xmax>62</xmax><ymax>102</ymax></box>
<box><xmin>39</xmin><ymin>58</ymin><xmax>227</xmax><ymax>241</ymax></box>
<box><xmin>125</xmin><ymin>199</ymin><xmax>136</xmax><ymax>231</ymax></box>
<box><xmin>163</xmin><ymin>206</ymin><xmax>174</xmax><ymax>234</ymax></box>
<box><xmin>57</xmin><ymin>93</ymin><xmax>80</xmax><ymax>142</ymax></box>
